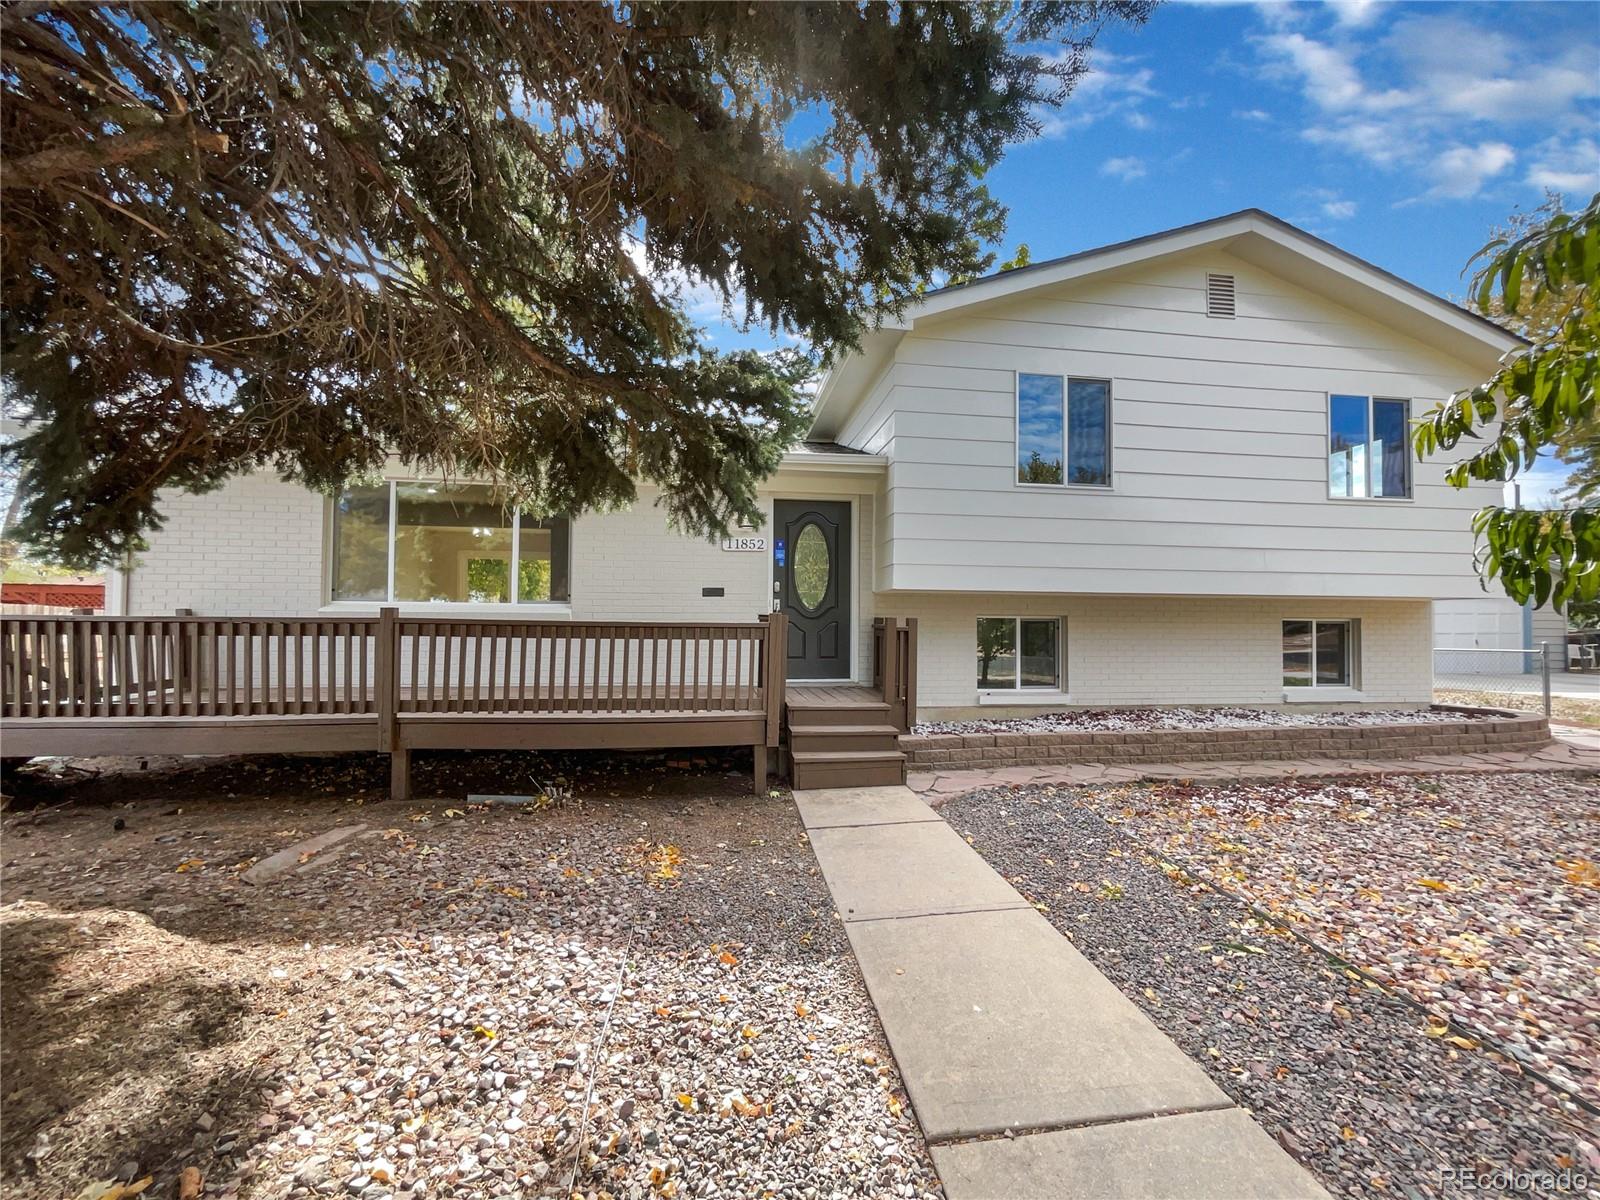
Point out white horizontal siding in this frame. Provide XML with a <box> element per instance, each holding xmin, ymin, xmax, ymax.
<box><xmin>849</xmin><ymin>249</ymin><xmax>1496</xmax><ymax>600</ymax></box>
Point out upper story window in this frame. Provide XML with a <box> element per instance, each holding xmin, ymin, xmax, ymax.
<box><xmin>330</xmin><ymin>481</ymin><xmax>570</xmax><ymax>604</ymax></box>
<box><xmin>1017</xmin><ymin>373</ymin><xmax>1112</xmax><ymax>487</ymax></box>
<box><xmin>1329</xmin><ymin>394</ymin><xmax>1410</xmax><ymax>499</ymax></box>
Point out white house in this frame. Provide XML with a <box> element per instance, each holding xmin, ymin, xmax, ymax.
<box><xmin>107</xmin><ymin>209</ymin><xmax>1520</xmax><ymax>725</ymax></box>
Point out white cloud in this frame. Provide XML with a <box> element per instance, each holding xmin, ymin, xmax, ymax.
<box><xmin>1422</xmin><ymin>142</ymin><xmax>1517</xmax><ymax>200</ymax></box>
<box><xmin>1303</xmin><ymin>118</ymin><xmax>1409</xmax><ymax>166</ymax></box>
<box><xmin>1295</xmin><ymin>187</ymin><xmax>1359</xmax><ymax>223</ymax></box>
<box><xmin>1234</xmin><ymin>108</ymin><xmax>1273</xmax><ymax>122</ymax></box>
<box><xmin>1259</xmin><ymin>32</ymin><xmax>1410</xmax><ymax>113</ymax></box>
<box><xmin>1326</xmin><ymin>0</ymin><xmax>1384</xmax><ymax>29</ymax></box>
<box><xmin>1036</xmin><ymin>49</ymin><xmax>1157</xmax><ymax>137</ymax></box>
<box><xmin>1100</xmin><ymin>156</ymin><xmax>1148</xmax><ymax>182</ymax></box>
<box><xmin>1252</xmin><ymin>10</ymin><xmax>1597</xmax><ymax>203</ymax></box>
<box><xmin>1524</xmin><ymin>137</ymin><xmax>1600</xmax><ymax>193</ymax></box>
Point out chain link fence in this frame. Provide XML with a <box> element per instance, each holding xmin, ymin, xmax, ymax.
<box><xmin>1433</xmin><ymin>644</ymin><xmax>1600</xmax><ymax>719</ymax></box>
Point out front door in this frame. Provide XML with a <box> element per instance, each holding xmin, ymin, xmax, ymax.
<box><xmin>774</xmin><ymin>499</ymin><xmax>851</xmax><ymax>680</ymax></box>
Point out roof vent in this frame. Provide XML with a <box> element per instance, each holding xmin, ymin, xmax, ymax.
<box><xmin>1205</xmin><ymin>272</ymin><xmax>1236</xmax><ymax>318</ymax></box>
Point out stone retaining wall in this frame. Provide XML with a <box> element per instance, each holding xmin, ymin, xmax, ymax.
<box><xmin>900</xmin><ymin>707</ymin><xmax>1551</xmax><ymax>771</ymax></box>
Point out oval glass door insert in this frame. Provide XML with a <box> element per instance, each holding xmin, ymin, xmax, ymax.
<box><xmin>793</xmin><ymin>522</ymin><xmax>831</xmax><ymax>612</ymax></box>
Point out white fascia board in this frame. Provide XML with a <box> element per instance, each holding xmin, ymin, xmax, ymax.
<box><xmin>777</xmin><ymin>451</ymin><xmax>888</xmax><ymax>475</ymax></box>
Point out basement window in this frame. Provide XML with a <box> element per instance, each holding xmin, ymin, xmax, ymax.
<box><xmin>977</xmin><ymin>617</ymin><xmax>1062</xmax><ymax>690</ymax></box>
<box><xmin>1282</xmin><ymin>619</ymin><xmax>1354</xmax><ymax>688</ymax></box>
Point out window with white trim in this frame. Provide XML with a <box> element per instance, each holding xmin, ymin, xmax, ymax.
<box><xmin>1017</xmin><ymin>373</ymin><xmax>1111</xmax><ymax>487</ymax></box>
<box><xmin>1329</xmin><ymin>395</ymin><xmax>1410</xmax><ymax>498</ymax></box>
<box><xmin>1282</xmin><ymin>619</ymin><xmax>1354</xmax><ymax>688</ymax></box>
<box><xmin>977</xmin><ymin>617</ymin><xmax>1062</xmax><ymax>689</ymax></box>
<box><xmin>330</xmin><ymin>482</ymin><xmax>570</xmax><ymax>604</ymax></box>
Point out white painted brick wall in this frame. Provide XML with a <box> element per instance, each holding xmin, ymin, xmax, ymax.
<box><xmin>879</xmin><ymin>593</ymin><xmax>1433</xmax><ymax>717</ymax></box>
<box><xmin>128</xmin><ymin>474</ymin><xmax>880</xmax><ymax>680</ymax></box>
<box><xmin>127</xmin><ymin>473</ymin><xmax>325</xmax><ymax>615</ymax></box>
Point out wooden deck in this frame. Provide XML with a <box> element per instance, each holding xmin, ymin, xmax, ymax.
<box><xmin>2</xmin><ymin>612</ymin><xmax>922</xmax><ymax>795</ymax></box>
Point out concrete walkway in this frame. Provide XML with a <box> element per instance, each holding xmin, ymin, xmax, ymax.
<box><xmin>909</xmin><ymin>732</ymin><xmax>1596</xmax><ymax>802</ymax></box>
<box><xmin>796</xmin><ymin>784</ymin><xmax>1330</xmax><ymax>1200</ymax></box>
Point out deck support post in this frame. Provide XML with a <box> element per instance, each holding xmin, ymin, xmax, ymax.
<box><xmin>390</xmin><ymin>748</ymin><xmax>411</xmax><ymax>802</ymax></box>
<box><xmin>753</xmin><ymin>742</ymin><xmax>767</xmax><ymax>796</ymax></box>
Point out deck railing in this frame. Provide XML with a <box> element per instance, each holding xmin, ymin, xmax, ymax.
<box><xmin>392</xmin><ymin>617</ymin><xmax>772</xmax><ymax>715</ymax></box>
<box><xmin>1</xmin><ymin>611</ymin><xmax>786</xmax><ymax>721</ymax></box>
<box><xmin>2</xmin><ymin>610</ymin><xmax>787</xmax><ymax>796</ymax></box>
<box><xmin>872</xmin><ymin>616</ymin><xmax>919</xmax><ymax>731</ymax></box>
<box><xmin>1</xmin><ymin>616</ymin><xmax>380</xmax><ymax>718</ymax></box>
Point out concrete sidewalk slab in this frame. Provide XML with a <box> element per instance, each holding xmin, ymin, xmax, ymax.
<box><xmin>930</xmin><ymin>1108</ymin><xmax>1330</xmax><ymax>1199</ymax></box>
<box><xmin>845</xmin><ymin>905</ymin><xmax>1229</xmax><ymax>1140</ymax></box>
<box><xmin>806</xmin><ymin>819</ymin><xmax>1029</xmax><ymax>922</ymax></box>
<box><xmin>793</xmin><ymin>785</ymin><xmax>942</xmax><ymax>830</ymax></box>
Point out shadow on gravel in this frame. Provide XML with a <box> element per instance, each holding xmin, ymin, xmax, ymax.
<box><xmin>0</xmin><ymin>911</ymin><xmax>279</xmax><ymax>1193</ymax></box>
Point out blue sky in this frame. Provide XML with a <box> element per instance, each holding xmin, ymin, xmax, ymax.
<box><xmin>992</xmin><ymin>0</ymin><xmax>1597</xmax><ymax>300</ymax></box>
<box><xmin>687</xmin><ymin>0</ymin><xmax>1598</xmax><ymax>503</ymax></box>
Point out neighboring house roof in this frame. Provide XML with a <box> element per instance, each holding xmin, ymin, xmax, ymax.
<box><xmin>810</xmin><ymin>208</ymin><xmax>1526</xmax><ymax>440</ymax></box>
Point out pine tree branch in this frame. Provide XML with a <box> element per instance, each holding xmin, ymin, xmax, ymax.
<box><xmin>2</xmin><ymin>124</ymin><xmax>229</xmax><ymax>190</ymax></box>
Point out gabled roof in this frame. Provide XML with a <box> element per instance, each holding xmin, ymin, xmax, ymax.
<box><xmin>809</xmin><ymin>208</ymin><xmax>1525</xmax><ymax>439</ymax></box>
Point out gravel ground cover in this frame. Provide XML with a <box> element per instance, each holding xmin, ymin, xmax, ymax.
<box><xmin>1077</xmin><ymin>772</ymin><xmax>1600</xmax><ymax>1107</ymax></box>
<box><xmin>939</xmin><ymin>782</ymin><xmax>1599</xmax><ymax>1200</ymax></box>
<box><xmin>1</xmin><ymin>751</ymin><xmax>941</xmax><ymax>1200</ymax></box>
<box><xmin>914</xmin><ymin>705</ymin><xmax>1493</xmax><ymax>736</ymax></box>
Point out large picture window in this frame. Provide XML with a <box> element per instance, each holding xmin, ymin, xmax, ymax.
<box><xmin>1017</xmin><ymin>373</ymin><xmax>1111</xmax><ymax>487</ymax></box>
<box><xmin>977</xmin><ymin>617</ymin><xmax>1062</xmax><ymax>690</ymax></box>
<box><xmin>1282</xmin><ymin>619</ymin><xmax>1353</xmax><ymax>688</ymax></box>
<box><xmin>330</xmin><ymin>482</ymin><xmax>570</xmax><ymax>605</ymax></box>
<box><xmin>1329</xmin><ymin>395</ymin><xmax>1410</xmax><ymax>499</ymax></box>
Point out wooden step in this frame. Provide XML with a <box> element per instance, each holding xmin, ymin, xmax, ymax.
<box><xmin>788</xmin><ymin>723</ymin><xmax>903</xmax><ymax>754</ymax></box>
<box><xmin>784</xmin><ymin>699</ymin><xmax>894</xmax><ymax>727</ymax></box>
<box><xmin>790</xmin><ymin>749</ymin><xmax>906</xmax><ymax>790</ymax></box>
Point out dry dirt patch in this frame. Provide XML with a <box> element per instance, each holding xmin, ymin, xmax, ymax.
<box><xmin>2</xmin><ymin>750</ymin><xmax>941</xmax><ymax>1200</ymax></box>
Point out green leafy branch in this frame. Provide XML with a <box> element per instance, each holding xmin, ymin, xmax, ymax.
<box><xmin>1412</xmin><ymin>192</ymin><xmax>1599</xmax><ymax>609</ymax></box>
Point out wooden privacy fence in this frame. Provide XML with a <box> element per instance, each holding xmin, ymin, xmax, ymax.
<box><xmin>872</xmin><ymin>616</ymin><xmax>919</xmax><ymax>732</ymax></box>
<box><xmin>0</xmin><ymin>611</ymin><xmax>788</xmax><ymax>797</ymax></box>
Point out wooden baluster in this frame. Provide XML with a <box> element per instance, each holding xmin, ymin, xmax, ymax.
<box><xmin>516</xmin><ymin>626</ymin><xmax>529</xmax><ymax>712</ymax></box>
<box><xmin>344</xmin><ymin>620</ymin><xmax>356</xmax><ymax>713</ymax></box>
<box><xmin>527</xmin><ymin>626</ymin><xmax>542</xmax><ymax>714</ymax></box>
<box><xmin>359</xmin><ymin>622</ymin><xmax>371</xmax><ymax>713</ymax></box>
